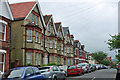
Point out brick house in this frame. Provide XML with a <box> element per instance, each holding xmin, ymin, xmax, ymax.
<box><xmin>0</xmin><ymin>0</ymin><xmax>13</xmax><ymax>74</ymax></box>
<box><xmin>63</xmin><ymin>27</ymin><xmax>74</xmax><ymax>66</ymax></box>
<box><xmin>43</xmin><ymin>14</ymin><xmax>58</xmax><ymax>64</ymax></box>
<box><xmin>55</xmin><ymin>22</ymin><xmax>64</xmax><ymax>65</ymax></box>
<box><xmin>74</xmin><ymin>40</ymin><xmax>81</xmax><ymax>64</ymax></box>
<box><xmin>10</xmin><ymin>1</ymin><xmax>46</xmax><ymax>67</ymax></box>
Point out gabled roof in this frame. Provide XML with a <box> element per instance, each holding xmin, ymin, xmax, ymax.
<box><xmin>0</xmin><ymin>0</ymin><xmax>14</xmax><ymax>20</ymax></box>
<box><xmin>43</xmin><ymin>14</ymin><xmax>52</xmax><ymax>25</ymax></box>
<box><xmin>10</xmin><ymin>2</ymin><xmax>36</xmax><ymax>19</ymax></box>
<box><xmin>63</xmin><ymin>27</ymin><xmax>69</xmax><ymax>37</ymax></box>
<box><xmin>55</xmin><ymin>22</ymin><xmax>61</xmax><ymax>32</ymax></box>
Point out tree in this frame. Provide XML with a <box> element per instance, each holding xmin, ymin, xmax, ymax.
<box><xmin>107</xmin><ymin>34</ymin><xmax>120</xmax><ymax>53</ymax></box>
<box><xmin>101</xmin><ymin>60</ymin><xmax>111</xmax><ymax>66</ymax></box>
<box><xmin>92</xmin><ymin>51</ymin><xmax>107</xmax><ymax>64</ymax></box>
<box><xmin>115</xmin><ymin>54</ymin><xmax>120</xmax><ymax>62</ymax></box>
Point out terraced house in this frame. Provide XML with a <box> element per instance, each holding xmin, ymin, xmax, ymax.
<box><xmin>55</xmin><ymin>22</ymin><xmax>64</xmax><ymax>65</ymax></box>
<box><xmin>10</xmin><ymin>1</ymin><xmax>46</xmax><ymax>67</ymax></box>
<box><xmin>63</xmin><ymin>27</ymin><xmax>74</xmax><ymax>66</ymax></box>
<box><xmin>43</xmin><ymin>14</ymin><xmax>57</xmax><ymax>64</ymax></box>
<box><xmin>0</xmin><ymin>0</ymin><xmax>13</xmax><ymax>73</ymax></box>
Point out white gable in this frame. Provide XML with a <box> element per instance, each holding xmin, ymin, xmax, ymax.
<box><xmin>0</xmin><ymin>0</ymin><xmax>13</xmax><ymax>20</ymax></box>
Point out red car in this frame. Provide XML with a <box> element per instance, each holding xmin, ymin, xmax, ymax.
<box><xmin>117</xmin><ymin>62</ymin><xmax>120</xmax><ymax>73</ymax></box>
<box><xmin>67</xmin><ymin>65</ymin><xmax>84</xmax><ymax>76</ymax></box>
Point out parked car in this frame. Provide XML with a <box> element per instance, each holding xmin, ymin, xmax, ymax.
<box><xmin>93</xmin><ymin>64</ymin><xmax>100</xmax><ymax>70</ymax></box>
<box><xmin>89</xmin><ymin>64</ymin><xmax>96</xmax><ymax>71</ymax></box>
<box><xmin>77</xmin><ymin>63</ymin><xmax>91</xmax><ymax>73</ymax></box>
<box><xmin>38</xmin><ymin>66</ymin><xmax>66</xmax><ymax>80</ymax></box>
<box><xmin>0</xmin><ymin>66</ymin><xmax>45</xmax><ymax>80</ymax></box>
<box><xmin>116</xmin><ymin>62</ymin><xmax>120</xmax><ymax>73</ymax></box>
<box><xmin>67</xmin><ymin>65</ymin><xmax>84</xmax><ymax>76</ymax></box>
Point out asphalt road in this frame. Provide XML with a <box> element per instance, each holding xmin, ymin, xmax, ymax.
<box><xmin>67</xmin><ymin>69</ymin><xmax>117</xmax><ymax>80</ymax></box>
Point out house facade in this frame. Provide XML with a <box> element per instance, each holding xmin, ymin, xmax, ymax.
<box><xmin>43</xmin><ymin>14</ymin><xmax>57</xmax><ymax>64</ymax></box>
<box><xmin>55</xmin><ymin>22</ymin><xmax>64</xmax><ymax>65</ymax></box>
<box><xmin>0</xmin><ymin>0</ymin><xmax>13</xmax><ymax>74</ymax></box>
<box><xmin>63</xmin><ymin>27</ymin><xmax>74</xmax><ymax>66</ymax></box>
<box><xmin>10</xmin><ymin>1</ymin><xmax>46</xmax><ymax>67</ymax></box>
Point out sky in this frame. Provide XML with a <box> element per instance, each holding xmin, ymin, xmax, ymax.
<box><xmin>8</xmin><ymin>0</ymin><xmax>119</xmax><ymax>58</ymax></box>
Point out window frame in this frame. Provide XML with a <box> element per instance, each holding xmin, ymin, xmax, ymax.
<box><xmin>27</xmin><ymin>29</ymin><xmax>32</xmax><ymax>42</ymax></box>
<box><xmin>27</xmin><ymin>51</ymin><xmax>32</xmax><ymax>64</ymax></box>
<box><xmin>0</xmin><ymin>22</ymin><xmax>6</xmax><ymax>41</ymax></box>
<box><xmin>35</xmin><ymin>31</ymin><xmax>37</xmax><ymax>42</ymax></box>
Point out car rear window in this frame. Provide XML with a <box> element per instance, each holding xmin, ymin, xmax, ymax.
<box><xmin>68</xmin><ymin>66</ymin><xmax>76</xmax><ymax>69</ymax></box>
<box><xmin>38</xmin><ymin>67</ymin><xmax>50</xmax><ymax>70</ymax></box>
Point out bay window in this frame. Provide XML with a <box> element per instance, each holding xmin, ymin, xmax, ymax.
<box><xmin>35</xmin><ymin>31</ymin><xmax>37</xmax><ymax>42</ymax></box>
<box><xmin>27</xmin><ymin>29</ymin><xmax>32</xmax><ymax>42</ymax></box>
<box><xmin>38</xmin><ymin>32</ymin><xmax>41</xmax><ymax>43</ymax></box>
<box><xmin>27</xmin><ymin>52</ymin><xmax>32</xmax><ymax>64</ymax></box>
<box><xmin>50</xmin><ymin>40</ymin><xmax>53</xmax><ymax>48</ymax></box>
<box><xmin>35</xmin><ymin>52</ymin><xmax>37</xmax><ymax>65</ymax></box>
<box><xmin>0</xmin><ymin>23</ymin><xmax>6</xmax><ymax>41</ymax></box>
<box><xmin>38</xmin><ymin>53</ymin><xmax>41</xmax><ymax>65</ymax></box>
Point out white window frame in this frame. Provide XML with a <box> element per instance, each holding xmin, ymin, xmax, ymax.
<box><xmin>0</xmin><ymin>21</ymin><xmax>7</xmax><ymax>41</ymax></box>
<box><xmin>35</xmin><ymin>31</ymin><xmax>37</xmax><ymax>42</ymax></box>
<box><xmin>67</xmin><ymin>47</ymin><xmax>69</xmax><ymax>53</ymax></box>
<box><xmin>74</xmin><ymin>48</ymin><xmax>77</xmax><ymax>55</ymax></box>
<box><xmin>32</xmin><ymin>13</ymin><xmax>34</xmax><ymax>23</ymax></box>
<box><xmin>27</xmin><ymin>29</ymin><xmax>32</xmax><ymax>42</ymax></box>
<box><xmin>36</xmin><ymin>16</ymin><xmax>38</xmax><ymax>25</ymax></box>
<box><xmin>38</xmin><ymin>53</ymin><xmax>41</xmax><ymax>65</ymax></box>
<box><xmin>38</xmin><ymin>32</ymin><xmax>41</xmax><ymax>43</ymax></box>
<box><xmin>35</xmin><ymin>52</ymin><xmax>37</xmax><ymax>65</ymax></box>
<box><xmin>57</xmin><ymin>43</ymin><xmax>60</xmax><ymax>50</ymax></box>
<box><xmin>27</xmin><ymin>51</ymin><xmax>32</xmax><ymax>64</ymax></box>
<box><xmin>50</xmin><ymin>40</ymin><xmax>53</xmax><ymax>48</ymax></box>
<box><xmin>54</xmin><ymin>40</ymin><xmax>57</xmax><ymax>48</ymax></box>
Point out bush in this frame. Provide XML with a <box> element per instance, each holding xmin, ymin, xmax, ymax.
<box><xmin>101</xmin><ymin>60</ymin><xmax>111</xmax><ymax>66</ymax></box>
<box><xmin>40</xmin><ymin>64</ymin><xmax>47</xmax><ymax>67</ymax></box>
<box><xmin>47</xmin><ymin>63</ymin><xmax>58</xmax><ymax>66</ymax></box>
<box><xmin>27</xmin><ymin>63</ymin><xmax>33</xmax><ymax>66</ymax></box>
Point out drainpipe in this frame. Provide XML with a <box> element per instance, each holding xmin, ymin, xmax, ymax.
<box><xmin>9</xmin><ymin>22</ymin><xmax>11</xmax><ymax>69</ymax></box>
<box><xmin>44</xmin><ymin>28</ymin><xmax>49</xmax><ymax>64</ymax></box>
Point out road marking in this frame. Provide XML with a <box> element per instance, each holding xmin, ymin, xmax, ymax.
<box><xmin>92</xmin><ymin>77</ymin><xmax>95</xmax><ymax>80</ymax></box>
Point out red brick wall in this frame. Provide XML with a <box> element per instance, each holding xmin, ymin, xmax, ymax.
<box><xmin>0</xmin><ymin>17</ymin><xmax>11</xmax><ymax>71</ymax></box>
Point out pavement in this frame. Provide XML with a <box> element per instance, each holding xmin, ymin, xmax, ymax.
<box><xmin>67</xmin><ymin>69</ymin><xmax>117</xmax><ymax>80</ymax></box>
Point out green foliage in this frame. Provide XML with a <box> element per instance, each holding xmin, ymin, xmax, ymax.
<box><xmin>101</xmin><ymin>60</ymin><xmax>111</xmax><ymax>66</ymax></box>
<box><xmin>47</xmin><ymin>63</ymin><xmax>58</xmax><ymax>66</ymax></box>
<box><xmin>27</xmin><ymin>63</ymin><xmax>33</xmax><ymax>66</ymax></box>
<box><xmin>40</xmin><ymin>63</ymin><xmax>58</xmax><ymax>67</ymax></box>
<box><xmin>115</xmin><ymin>54</ymin><xmax>120</xmax><ymax>61</ymax></box>
<box><xmin>107</xmin><ymin>34</ymin><xmax>120</xmax><ymax>51</ymax></box>
<box><xmin>40</xmin><ymin>64</ymin><xmax>47</xmax><ymax>67</ymax></box>
<box><xmin>92</xmin><ymin>51</ymin><xmax>107</xmax><ymax>64</ymax></box>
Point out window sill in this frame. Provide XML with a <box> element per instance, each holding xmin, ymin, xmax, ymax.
<box><xmin>0</xmin><ymin>40</ymin><xmax>7</xmax><ymax>42</ymax></box>
<box><xmin>27</xmin><ymin>41</ymin><xmax>33</xmax><ymax>43</ymax></box>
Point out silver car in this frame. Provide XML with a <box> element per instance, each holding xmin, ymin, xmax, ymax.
<box><xmin>38</xmin><ymin>66</ymin><xmax>66</xmax><ymax>80</ymax></box>
<box><xmin>78</xmin><ymin>63</ymin><xmax>91</xmax><ymax>73</ymax></box>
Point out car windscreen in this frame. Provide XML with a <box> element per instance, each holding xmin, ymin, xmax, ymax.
<box><xmin>68</xmin><ymin>66</ymin><xmax>76</xmax><ymax>69</ymax></box>
<box><xmin>1</xmin><ymin>68</ymin><xmax>24</xmax><ymax>79</ymax></box>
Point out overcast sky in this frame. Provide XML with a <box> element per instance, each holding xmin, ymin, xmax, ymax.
<box><xmin>8</xmin><ymin>0</ymin><xmax>119</xmax><ymax>58</ymax></box>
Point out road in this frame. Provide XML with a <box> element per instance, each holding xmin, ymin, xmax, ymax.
<box><xmin>67</xmin><ymin>69</ymin><xmax>117</xmax><ymax>80</ymax></box>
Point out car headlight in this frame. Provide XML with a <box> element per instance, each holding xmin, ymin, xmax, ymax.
<box><xmin>48</xmin><ymin>76</ymin><xmax>52</xmax><ymax>78</ymax></box>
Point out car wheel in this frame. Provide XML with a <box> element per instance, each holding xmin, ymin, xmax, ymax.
<box><xmin>78</xmin><ymin>71</ymin><xmax>81</xmax><ymax>76</ymax></box>
<box><xmin>53</xmin><ymin>77</ymin><xmax>57</xmax><ymax>80</ymax></box>
<box><xmin>82</xmin><ymin>72</ymin><xmax>84</xmax><ymax>75</ymax></box>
